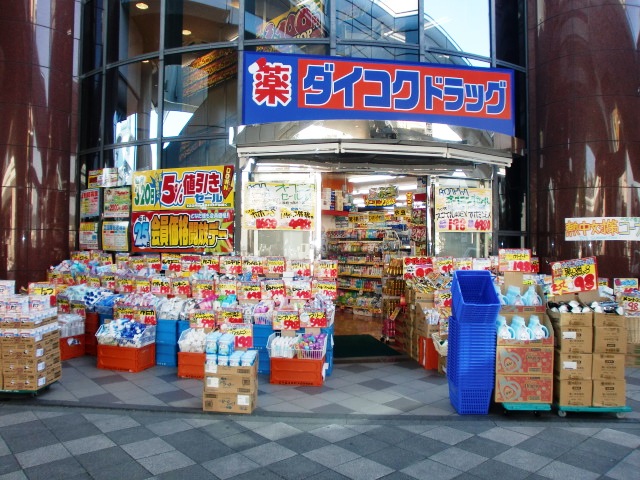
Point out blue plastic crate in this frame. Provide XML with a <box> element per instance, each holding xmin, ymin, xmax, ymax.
<box><xmin>177</xmin><ymin>320</ymin><xmax>190</xmax><ymax>336</ymax></box>
<box><xmin>155</xmin><ymin>342</ymin><xmax>178</xmax><ymax>366</ymax></box>
<box><xmin>98</xmin><ymin>313</ymin><xmax>112</xmax><ymax>326</ymax></box>
<box><xmin>451</xmin><ymin>271</ymin><xmax>500</xmax><ymax>323</ymax></box>
<box><xmin>156</xmin><ymin>319</ymin><xmax>179</xmax><ymax>336</ymax></box>
<box><xmin>325</xmin><ymin>350</ymin><xmax>333</xmax><ymax>376</ymax></box>
<box><xmin>448</xmin><ymin>379</ymin><xmax>492</xmax><ymax>415</ymax></box>
<box><xmin>253</xmin><ymin>324</ymin><xmax>274</xmax><ymax>348</ymax></box>
<box><xmin>257</xmin><ymin>348</ymin><xmax>270</xmax><ymax>374</ymax></box>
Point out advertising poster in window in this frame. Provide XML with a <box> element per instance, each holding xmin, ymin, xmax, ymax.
<box><xmin>434</xmin><ymin>187</ymin><xmax>492</xmax><ymax>232</ymax></box>
<box><xmin>130</xmin><ymin>210</ymin><xmax>234</xmax><ymax>253</ymax></box>
<box><xmin>131</xmin><ymin>166</ymin><xmax>235</xmax><ymax>253</ymax></box>
<box><xmin>242</xmin><ymin>182</ymin><xmax>316</xmax><ymax>230</ymax></box>
<box><xmin>103</xmin><ymin>187</ymin><xmax>131</xmax><ymax>219</ymax></box>
<box><xmin>102</xmin><ymin>221</ymin><xmax>130</xmax><ymax>252</ymax></box>
<box><xmin>79</xmin><ymin>221</ymin><xmax>100</xmax><ymax>250</ymax></box>
<box><xmin>256</xmin><ymin>0</ymin><xmax>326</xmax><ymax>40</ymax></box>
<box><xmin>80</xmin><ymin>189</ymin><xmax>101</xmax><ymax>219</ymax></box>
<box><xmin>565</xmin><ymin>217</ymin><xmax>640</xmax><ymax>241</ymax></box>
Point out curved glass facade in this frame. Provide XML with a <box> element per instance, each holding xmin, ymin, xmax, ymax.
<box><xmin>79</xmin><ymin>0</ymin><xmax>528</xmax><ymax>252</ymax></box>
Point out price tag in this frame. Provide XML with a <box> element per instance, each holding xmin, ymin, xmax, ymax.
<box><xmin>550</xmin><ymin>256</ymin><xmax>598</xmax><ymax>295</ymax></box>
<box><xmin>130</xmin><ymin>257</ymin><xmax>146</xmax><ymax>271</ymax></box>
<box><xmin>28</xmin><ymin>282</ymin><xmax>56</xmax><ymax>297</ymax></box>
<box><xmin>114</xmin><ymin>307</ymin><xmax>136</xmax><ymax>320</ymax></box>
<box><xmin>289</xmin><ymin>280</ymin><xmax>312</xmax><ymax>299</ymax></box>
<box><xmin>262</xmin><ymin>280</ymin><xmax>286</xmax><ymax>299</ymax></box>
<box><xmin>220</xmin><ymin>256</ymin><xmax>243</xmax><ymax>275</ymax></box>
<box><xmin>135</xmin><ymin>279</ymin><xmax>151</xmax><ymax>294</ymax></box>
<box><xmin>312</xmin><ymin>280</ymin><xmax>337</xmax><ymax>299</ymax></box>
<box><xmin>314</xmin><ymin>260</ymin><xmax>338</xmax><ymax>278</ymax></box>
<box><xmin>288</xmin><ymin>260</ymin><xmax>312</xmax><ymax>277</ymax></box>
<box><xmin>266</xmin><ymin>257</ymin><xmax>286</xmax><ymax>274</ymax></box>
<box><xmin>239</xmin><ymin>282</ymin><xmax>262</xmax><ymax>301</ymax></box>
<box><xmin>135</xmin><ymin>308</ymin><xmax>157</xmax><ymax>325</ymax></box>
<box><xmin>86</xmin><ymin>275</ymin><xmax>102</xmax><ymax>288</ymax></box>
<box><xmin>614</xmin><ymin>278</ymin><xmax>639</xmax><ymax>295</ymax></box>
<box><xmin>402</xmin><ymin>256</ymin><xmax>433</xmax><ymax>279</ymax></box>
<box><xmin>171</xmin><ymin>279</ymin><xmax>191</xmax><ymax>296</ymax></box>
<box><xmin>242</xmin><ymin>256</ymin><xmax>265</xmax><ymax>275</ymax></box>
<box><xmin>144</xmin><ymin>254</ymin><xmax>162</xmax><ymax>271</ymax></box>
<box><xmin>151</xmin><ymin>277</ymin><xmax>171</xmax><ymax>295</ymax></box>
<box><xmin>273</xmin><ymin>311</ymin><xmax>301</xmax><ymax>330</ymax></box>
<box><xmin>302</xmin><ymin>309</ymin><xmax>327</xmax><ymax>328</ymax></box>
<box><xmin>57</xmin><ymin>297</ymin><xmax>70</xmax><ymax>314</ymax></box>
<box><xmin>201</xmin><ymin>255</ymin><xmax>220</xmax><ymax>272</ymax></box>
<box><xmin>162</xmin><ymin>253</ymin><xmax>182</xmax><ymax>272</ymax></box>
<box><xmin>435</xmin><ymin>257</ymin><xmax>454</xmax><ymax>274</ymax></box>
<box><xmin>116</xmin><ymin>276</ymin><xmax>134</xmax><ymax>293</ymax></box>
<box><xmin>190</xmin><ymin>311</ymin><xmax>216</xmax><ymax>328</ymax></box>
<box><xmin>70</xmin><ymin>301</ymin><xmax>86</xmax><ymax>318</ymax></box>
<box><xmin>434</xmin><ymin>289</ymin><xmax>452</xmax><ymax>309</ymax></box>
<box><xmin>71</xmin><ymin>251</ymin><xmax>91</xmax><ymax>264</ymax></box>
<box><xmin>101</xmin><ymin>274</ymin><xmax>116</xmax><ymax>290</ymax></box>
<box><xmin>225</xmin><ymin>324</ymin><xmax>254</xmax><ymax>349</ymax></box>
<box><xmin>620</xmin><ymin>293</ymin><xmax>640</xmax><ymax>316</ymax></box>
<box><xmin>217</xmin><ymin>280</ymin><xmax>237</xmax><ymax>297</ymax></box>
<box><xmin>192</xmin><ymin>281</ymin><xmax>215</xmax><ymax>300</ymax></box>
<box><xmin>218</xmin><ymin>308</ymin><xmax>244</xmax><ymax>324</ymax></box>
<box><xmin>498</xmin><ymin>248</ymin><xmax>532</xmax><ymax>272</ymax></box>
<box><xmin>454</xmin><ymin>257</ymin><xmax>473</xmax><ymax>271</ymax></box>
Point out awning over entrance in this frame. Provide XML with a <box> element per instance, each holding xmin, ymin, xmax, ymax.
<box><xmin>233</xmin><ymin>120</ymin><xmax>524</xmax><ymax>178</ymax></box>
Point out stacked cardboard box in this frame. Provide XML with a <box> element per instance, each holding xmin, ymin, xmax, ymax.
<box><xmin>0</xmin><ymin>297</ymin><xmax>62</xmax><ymax>392</ymax></box>
<box><xmin>550</xmin><ymin>296</ymin><xmax>627</xmax><ymax>407</ymax></box>
<box><xmin>203</xmin><ymin>359</ymin><xmax>258</xmax><ymax>414</ymax></box>
<box><xmin>494</xmin><ymin>313</ymin><xmax>555</xmax><ymax>404</ymax></box>
<box><xmin>625</xmin><ymin>315</ymin><xmax>640</xmax><ymax>366</ymax></box>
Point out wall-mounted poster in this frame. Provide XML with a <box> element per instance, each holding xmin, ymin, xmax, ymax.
<box><xmin>131</xmin><ymin>166</ymin><xmax>235</xmax><ymax>253</ymax></box>
<box><xmin>102</xmin><ymin>221</ymin><xmax>130</xmax><ymax>252</ymax></box>
<box><xmin>80</xmin><ymin>189</ymin><xmax>101</xmax><ymax>219</ymax></box>
<box><xmin>103</xmin><ymin>187</ymin><xmax>131</xmax><ymax>219</ymax></box>
<box><xmin>243</xmin><ymin>182</ymin><xmax>316</xmax><ymax>230</ymax></box>
<box><xmin>435</xmin><ymin>187</ymin><xmax>492</xmax><ymax>232</ymax></box>
<box><xmin>79</xmin><ymin>221</ymin><xmax>100</xmax><ymax>250</ymax></box>
<box><xmin>565</xmin><ymin>217</ymin><xmax>640</xmax><ymax>241</ymax></box>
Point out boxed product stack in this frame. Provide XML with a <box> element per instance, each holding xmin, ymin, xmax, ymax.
<box><xmin>203</xmin><ymin>332</ymin><xmax>258</xmax><ymax>414</ymax></box>
<box><xmin>550</xmin><ymin>296</ymin><xmax>627</xmax><ymax>407</ymax></box>
<box><xmin>0</xmin><ymin>295</ymin><xmax>62</xmax><ymax>391</ymax></box>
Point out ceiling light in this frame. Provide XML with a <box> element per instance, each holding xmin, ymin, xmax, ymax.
<box><xmin>135</xmin><ymin>2</ymin><xmax>149</xmax><ymax>10</ymax></box>
<box><xmin>182</xmin><ymin>29</ymin><xmax>192</xmax><ymax>36</ymax></box>
<box><xmin>348</xmin><ymin>175</ymin><xmax>396</xmax><ymax>183</ymax></box>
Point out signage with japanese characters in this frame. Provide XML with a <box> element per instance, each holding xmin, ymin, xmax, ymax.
<box><xmin>79</xmin><ymin>221</ymin><xmax>100</xmax><ymax>250</ymax></box>
<box><xmin>243</xmin><ymin>51</ymin><xmax>515</xmax><ymax>136</ymax></box>
<box><xmin>435</xmin><ymin>187</ymin><xmax>492</xmax><ymax>232</ymax></box>
<box><xmin>102</xmin><ymin>221</ymin><xmax>130</xmax><ymax>252</ymax></box>
<box><xmin>80</xmin><ymin>189</ymin><xmax>101</xmax><ymax>219</ymax></box>
<box><xmin>498</xmin><ymin>248</ymin><xmax>532</xmax><ymax>272</ymax></box>
<box><xmin>103</xmin><ymin>187</ymin><xmax>131</xmax><ymax>219</ymax></box>
<box><xmin>242</xmin><ymin>182</ymin><xmax>316</xmax><ymax>230</ymax></box>
<box><xmin>565</xmin><ymin>217</ymin><xmax>640</xmax><ymax>241</ymax></box>
<box><xmin>550</xmin><ymin>256</ymin><xmax>598</xmax><ymax>295</ymax></box>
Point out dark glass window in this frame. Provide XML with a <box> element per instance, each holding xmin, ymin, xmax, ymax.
<box><xmin>423</xmin><ymin>52</ymin><xmax>489</xmax><ymax>68</ymax></box>
<box><xmin>245</xmin><ymin>44</ymin><xmax>329</xmax><ymax>55</ymax></box>
<box><xmin>496</xmin><ymin>156</ymin><xmax>527</xmax><ymax>232</ymax></box>
<box><xmin>165</xmin><ymin>0</ymin><xmax>240</xmax><ymax>49</ymax></box>
<box><xmin>336</xmin><ymin>44</ymin><xmax>418</xmax><ymax>62</ymax></box>
<box><xmin>162</xmin><ymin>138</ymin><xmax>236</xmax><ymax>169</ymax></box>
<box><xmin>424</xmin><ymin>1</ymin><xmax>490</xmax><ymax>58</ymax></box>
<box><xmin>104</xmin><ymin>60</ymin><xmax>159</xmax><ymax>145</ymax></box>
<box><xmin>104</xmin><ymin>144</ymin><xmax>159</xmax><ymax>186</ymax></box>
<box><xmin>81</xmin><ymin>0</ymin><xmax>104</xmax><ymax>73</ymax></box>
<box><xmin>106</xmin><ymin>0</ymin><xmax>160</xmax><ymax>63</ymax></box>
<box><xmin>245</xmin><ymin>0</ymin><xmax>328</xmax><ymax>40</ymax></box>
<box><xmin>336</xmin><ymin>0</ymin><xmax>418</xmax><ymax>45</ymax></box>
<box><xmin>79</xmin><ymin>74</ymin><xmax>103</xmax><ymax>149</ymax></box>
<box><xmin>163</xmin><ymin>49</ymin><xmax>238</xmax><ymax>138</ymax></box>
<box><xmin>495</xmin><ymin>0</ymin><xmax>525</xmax><ymax>66</ymax></box>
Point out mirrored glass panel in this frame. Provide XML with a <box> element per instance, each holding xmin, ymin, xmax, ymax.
<box><xmin>245</xmin><ymin>0</ymin><xmax>328</xmax><ymax>40</ymax></box>
<box><xmin>336</xmin><ymin>0</ymin><xmax>418</xmax><ymax>44</ymax></box>
<box><xmin>424</xmin><ymin>0</ymin><xmax>490</xmax><ymax>58</ymax></box>
<box><xmin>162</xmin><ymin>138</ymin><xmax>237</xmax><ymax>169</ymax></box>
<box><xmin>163</xmin><ymin>49</ymin><xmax>238</xmax><ymax>139</ymax></box>
<box><xmin>165</xmin><ymin>0</ymin><xmax>240</xmax><ymax>49</ymax></box>
<box><xmin>81</xmin><ymin>0</ymin><xmax>104</xmax><ymax>73</ymax></box>
<box><xmin>104</xmin><ymin>144</ymin><xmax>159</xmax><ymax>186</ymax></box>
<box><xmin>423</xmin><ymin>52</ymin><xmax>489</xmax><ymax>68</ymax></box>
<box><xmin>495</xmin><ymin>0</ymin><xmax>525</xmax><ymax>66</ymax></box>
<box><xmin>107</xmin><ymin>0</ymin><xmax>160</xmax><ymax>62</ymax></box>
<box><xmin>246</xmin><ymin>44</ymin><xmax>329</xmax><ymax>55</ymax></box>
<box><xmin>104</xmin><ymin>60</ymin><xmax>160</xmax><ymax>145</ymax></box>
<box><xmin>336</xmin><ymin>44</ymin><xmax>418</xmax><ymax>62</ymax></box>
<box><xmin>80</xmin><ymin>74</ymin><xmax>103</xmax><ymax>149</ymax></box>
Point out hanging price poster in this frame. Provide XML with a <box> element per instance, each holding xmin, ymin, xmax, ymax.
<box><xmin>103</xmin><ymin>187</ymin><xmax>131</xmax><ymax>219</ymax></box>
<box><xmin>262</xmin><ymin>279</ymin><xmax>286</xmax><ymax>299</ymax></box>
<box><xmin>312</xmin><ymin>279</ymin><xmax>337</xmax><ymax>299</ymax></box>
<box><xmin>288</xmin><ymin>259</ymin><xmax>312</xmax><ymax>277</ymax></box>
<box><xmin>80</xmin><ymin>189</ymin><xmax>101</xmax><ymax>219</ymax></box>
<box><xmin>135</xmin><ymin>278</ymin><xmax>151</xmax><ymax>294</ymax></box>
<box><xmin>217</xmin><ymin>280</ymin><xmax>237</xmax><ymax>296</ymax></box>
<box><xmin>201</xmin><ymin>255</ymin><xmax>220</xmax><ymax>272</ymax></box>
<box><xmin>190</xmin><ymin>311</ymin><xmax>217</xmax><ymax>329</ymax></box>
<box><xmin>238</xmin><ymin>282</ymin><xmax>262</xmax><ymax>301</ymax></box>
<box><xmin>192</xmin><ymin>280</ymin><xmax>215</xmax><ymax>299</ymax></box>
<box><xmin>266</xmin><ymin>257</ymin><xmax>286</xmax><ymax>275</ymax></box>
<box><xmin>435</xmin><ymin>187</ymin><xmax>492</xmax><ymax>232</ymax></box>
<box><xmin>242</xmin><ymin>256</ymin><xmax>265</xmax><ymax>275</ymax></box>
<box><xmin>498</xmin><ymin>248</ymin><xmax>532</xmax><ymax>272</ymax></box>
<box><xmin>242</xmin><ymin>182</ymin><xmax>316</xmax><ymax>230</ymax></box>
<box><xmin>218</xmin><ymin>307</ymin><xmax>244</xmax><ymax>324</ymax></box>
<box><xmin>131</xmin><ymin>209</ymin><xmax>234</xmax><ymax>253</ymax></box>
<box><xmin>435</xmin><ymin>257</ymin><xmax>454</xmax><ymax>274</ymax></box>
<box><xmin>550</xmin><ymin>256</ymin><xmax>598</xmax><ymax>295</ymax></box>
<box><xmin>102</xmin><ymin>221</ymin><xmax>130</xmax><ymax>252</ymax></box>
<box><xmin>300</xmin><ymin>308</ymin><xmax>328</xmax><ymax>328</ymax></box>
<box><xmin>225</xmin><ymin>324</ymin><xmax>254</xmax><ymax>349</ymax></box>
<box><xmin>220</xmin><ymin>255</ymin><xmax>243</xmax><ymax>274</ymax></box>
<box><xmin>150</xmin><ymin>276</ymin><xmax>171</xmax><ymax>295</ymax></box>
<box><xmin>314</xmin><ymin>260</ymin><xmax>338</xmax><ymax>278</ymax></box>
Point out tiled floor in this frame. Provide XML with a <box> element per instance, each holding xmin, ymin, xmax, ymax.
<box><xmin>1</xmin><ymin>356</ymin><xmax>640</xmax><ymax>479</ymax></box>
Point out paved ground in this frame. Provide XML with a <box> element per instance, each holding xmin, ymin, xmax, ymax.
<box><xmin>0</xmin><ymin>357</ymin><xmax>639</xmax><ymax>479</ymax></box>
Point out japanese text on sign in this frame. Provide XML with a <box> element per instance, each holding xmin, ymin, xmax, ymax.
<box><xmin>434</xmin><ymin>187</ymin><xmax>492</xmax><ymax>232</ymax></box>
<box><xmin>243</xmin><ymin>182</ymin><xmax>316</xmax><ymax>230</ymax></box>
<box><xmin>243</xmin><ymin>51</ymin><xmax>514</xmax><ymax>136</ymax></box>
<box><xmin>498</xmin><ymin>248</ymin><xmax>532</xmax><ymax>272</ymax></box>
<box><xmin>565</xmin><ymin>217</ymin><xmax>640</xmax><ymax>241</ymax></box>
<box><xmin>550</xmin><ymin>256</ymin><xmax>598</xmax><ymax>295</ymax></box>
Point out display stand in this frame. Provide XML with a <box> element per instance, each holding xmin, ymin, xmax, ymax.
<box><xmin>553</xmin><ymin>404</ymin><xmax>632</xmax><ymax>418</ymax></box>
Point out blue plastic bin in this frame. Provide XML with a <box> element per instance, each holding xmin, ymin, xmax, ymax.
<box><xmin>448</xmin><ymin>378</ymin><xmax>493</xmax><ymax>415</ymax></box>
<box><xmin>451</xmin><ymin>270</ymin><xmax>500</xmax><ymax>323</ymax></box>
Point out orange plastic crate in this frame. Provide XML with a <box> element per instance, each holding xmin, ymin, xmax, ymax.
<box><xmin>177</xmin><ymin>352</ymin><xmax>205</xmax><ymax>379</ymax></box>
<box><xmin>270</xmin><ymin>356</ymin><xmax>325</xmax><ymax>386</ymax></box>
<box><xmin>97</xmin><ymin>344</ymin><xmax>155</xmax><ymax>373</ymax></box>
<box><xmin>85</xmin><ymin>334</ymin><xmax>97</xmax><ymax>356</ymax></box>
<box><xmin>86</xmin><ymin>312</ymin><xmax>100</xmax><ymax>331</ymax></box>
<box><xmin>60</xmin><ymin>335</ymin><xmax>86</xmax><ymax>361</ymax></box>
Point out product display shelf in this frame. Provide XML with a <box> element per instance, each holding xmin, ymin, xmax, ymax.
<box><xmin>552</xmin><ymin>404</ymin><xmax>632</xmax><ymax>418</ymax></box>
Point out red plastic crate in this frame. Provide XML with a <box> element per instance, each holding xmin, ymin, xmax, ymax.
<box><xmin>60</xmin><ymin>335</ymin><xmax>86</xmax><ymax>361</ymax></box>
<box><xmin>97</xmin><ymin>344</ymin><xmax>155</xmax><ymax>373</ymax></box>
<box><xmin>177</xmin><ymin>352</ymin><xmax>205</xmax><ymax>379</ymax></box>
<box><xmin>270</xmin><ymin>356</ymin><xmax>325</xmax><ymax>386</ymax></box>
<box><xmin>85</xmin><ymin>334</ymin><xmax>97</xmax><ymax>356</ymax></box>
<box><xmin>86</xmin><ymin>312</ymin><xmax>100</xmax><ymax>332</ymax></box>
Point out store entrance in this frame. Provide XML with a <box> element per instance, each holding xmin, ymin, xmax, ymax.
<box><xmin>239</xmin><ymin>161</ymin><xmax>493</xmax><ymax>360</ymax></box>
